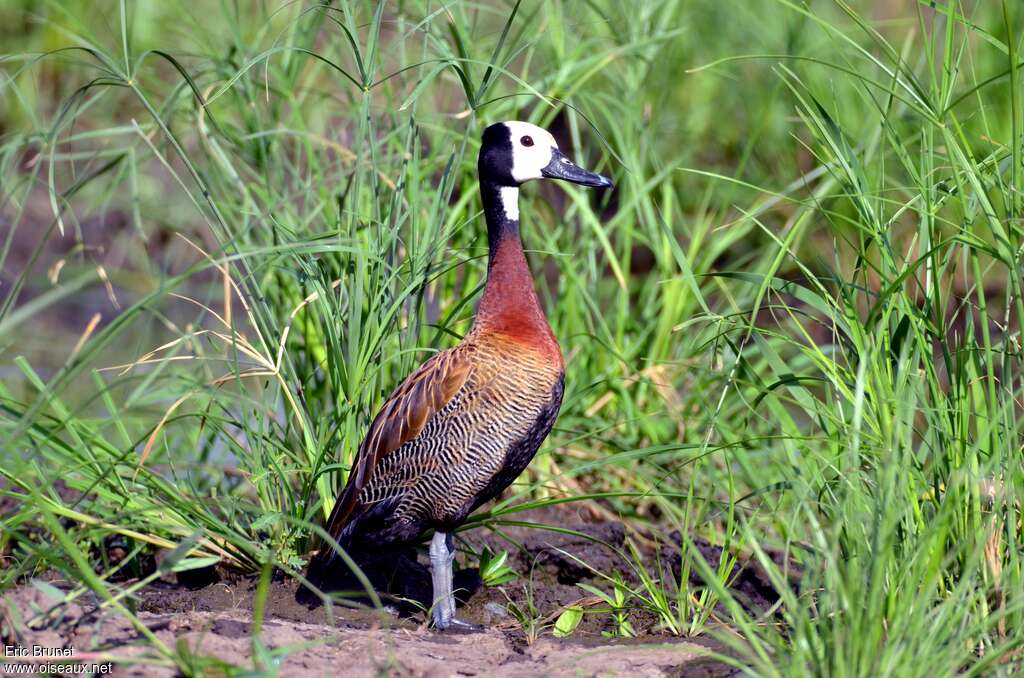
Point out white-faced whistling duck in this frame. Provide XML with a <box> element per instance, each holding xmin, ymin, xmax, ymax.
<box><xmin>307</xmin><ymin>121</ymin><xmax>613</xmax><ymax>630</ymax></box>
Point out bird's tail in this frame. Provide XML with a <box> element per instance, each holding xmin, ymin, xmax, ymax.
<box><xmin>305</xmin><ymin>528</ymin><xmax>349</xmax><ymax>588</ymax></box>
<box><xmin>305</xmin><ymin>479</ymin><xmax>362</xmax><ymax>586</ymax></box>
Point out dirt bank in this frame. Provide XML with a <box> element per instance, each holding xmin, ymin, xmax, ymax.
<box><xmin>2</xmin><ymin>582</ymin><xmax>735</xmax><ymax>677</ymax></box>
<box><xmin>1</xmin><ymin>509</ymin><xmax>770</xmax><ymax>676</ymax></box>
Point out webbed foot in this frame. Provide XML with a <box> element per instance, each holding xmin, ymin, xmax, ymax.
<box><xmin>432</xmin><ymin>611</ymin><xmax>484</xmax><ymax>632</ymax></box>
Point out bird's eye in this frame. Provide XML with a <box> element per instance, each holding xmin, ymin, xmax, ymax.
<box><xmin>520</xmin><ymin>135</ymin><xmax>534</xmax><ymax>147</ymax></box>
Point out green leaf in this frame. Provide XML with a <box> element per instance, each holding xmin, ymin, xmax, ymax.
<box><xmin>577</xmin><ymin>583</ymin><xmax>615</xmax><ymax>607</ymax></box>
<box><xmin>168</xmin><ymin>556</ymin><xmax>221</xmax><ymax>574</ymax></box>
<box><xmin>156</xmin><ymin>532</ymin><xmax>204</xmax><ymax>574</ymax></box>
<box><xmin>480</xmin><ymin>548</ymin><xmax>517</xmax><ymax>586</ymax></box>
<box><xmin>553</xmin><ymin>606</ymin><xmax>584</xmax><ymax>638</ymax></box>
<box><xmin>30</xmin><ymin>579</ymin><xmax>67</xmax><ymax>604</ymax></box>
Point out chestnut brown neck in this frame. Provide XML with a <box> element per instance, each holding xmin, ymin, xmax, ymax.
<box><xmin>473</xmin><ymin>181</ymin><xmax>561</xmax><ymax>360</ymax></box>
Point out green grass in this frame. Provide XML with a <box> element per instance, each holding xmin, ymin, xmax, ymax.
<box><xmin>2</xmin><ymin>0</ymin><xmax>1024</xmax><ymax>674</ymax></box>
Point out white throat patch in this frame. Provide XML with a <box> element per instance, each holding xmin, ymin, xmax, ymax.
<box><xmin>499</xmin><ymin>186</ymin><xmax>519</xmax><ymax>221</ymax></box>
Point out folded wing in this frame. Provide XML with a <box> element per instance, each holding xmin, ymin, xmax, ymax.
<box><xmin>314</xmin><ymin>347</ymin><xmax>472</xmax><ymax>555</ymax></box>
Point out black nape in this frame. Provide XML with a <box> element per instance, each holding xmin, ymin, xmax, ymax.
<box><xmin>477</xmin><ymin>123</ymin><xmax>516</xmax><ymax>187</ymax></box>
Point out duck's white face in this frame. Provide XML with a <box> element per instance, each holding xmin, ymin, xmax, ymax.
<box><xmin>478</xmin><ymin>120</ymin><xmax>612</xmax><ymax>194</ymax></box>
<box><xmin>503</xmin><ymin>121</ymin><xmax>560</xmax><ymax>183</ymax></box>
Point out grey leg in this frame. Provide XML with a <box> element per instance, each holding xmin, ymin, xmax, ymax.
<box><xmin>429</xmin><ymin>531</ymin><xmax>455</xmax><ymax>629</ymax></box>
<box><xmin>428</xmin><ymin>532</ymin><xmax>481</xmax><ymax>631</ymax></box>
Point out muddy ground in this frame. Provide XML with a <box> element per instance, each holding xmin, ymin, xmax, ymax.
<box><xmin>1</xmin><ymin>508</ymin><xmax>776</xmax><ymax>676</ymax></box>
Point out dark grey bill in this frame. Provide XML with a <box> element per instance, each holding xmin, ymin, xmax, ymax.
<box><xmin>541</xmin><ymin>148</ymin><xmax>613</xmax><ymax>188</ymax></box>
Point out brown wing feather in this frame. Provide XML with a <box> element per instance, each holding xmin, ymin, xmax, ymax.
<box><xmin>319</xmin><ymin>346</ymin><xmax>472</xmax><ymax>544</ymax></box>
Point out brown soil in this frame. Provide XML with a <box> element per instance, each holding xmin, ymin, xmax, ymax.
<box><xmin>0</xmin><ymin>509</ymin><xmax>772</xmax><ymax>676</ymax></box>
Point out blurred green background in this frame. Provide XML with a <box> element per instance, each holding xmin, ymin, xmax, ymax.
<box><xmin>2</xmin><ymin>0</ymin><xmax>1024</xmax><ymax>674</ymax></box>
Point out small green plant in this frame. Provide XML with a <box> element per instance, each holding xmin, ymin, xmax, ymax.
<box><xmin>478</xmin><ymin>547</ymin><xmax>518</xmax><ymax>587</ymax></box>
<box><xmin>503</xmin><ymin>581</ymin><xmax>546</xmax><ymax>645</ymax></box>
<box><xmin>578</xmin><ymin>572</ymin><xmax>636</xmax><ymax>638</ymax></box>
<box><xmin>618</xmin><ymin>536</ymin><xmax>729</xmax><ymax>637</ymax></box>
<box><xmin>172</xmin><ymin>637</ymin><xmax>246</xmax><ymax>678</ymax></box>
